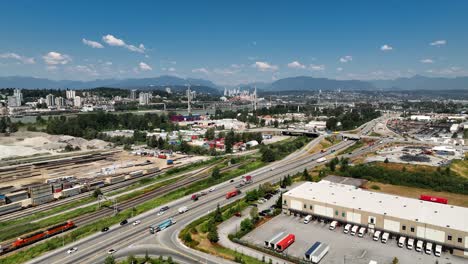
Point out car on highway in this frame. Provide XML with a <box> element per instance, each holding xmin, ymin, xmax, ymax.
<box><xmin>157</xmin><ymin>206</ymin><xmax>169</xmax><ymax>215</ymax></box>
<box><xmin>133</xmin><ymin>220</ymin><xmax>141</xmax><ymax>226</ymax></box>
<box><xmin>101</xmin><ymin>227</ymin><xmax>109</xmax><ymax>232</ymax></box>
<box><xmin>107</xmin><ymin>249</ymin><xmax>116</xmax><ymax>254</ymax></box>
<box><xmin>120</xmin><ymin>219</ymin><xmax>128</xmax><ymax>225</ymax></box>
<box><xmin>229</xmin><ymin>179</ymin><xmax>234</xmax><ymax>183</ymax></box>
<box><xmin>67</xmin><ymin>247</ymin><xmax>78</xmax><ymax>254</ymax></box>
<box><xmin>209</xmin><ymin>187</ymin><xmax>215</xmax><ymax>192</ymax></box>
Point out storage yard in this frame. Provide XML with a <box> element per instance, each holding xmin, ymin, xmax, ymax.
<box><xmin>366</xmin><ymin>145</ymin><xmax>464</xmax><ymax>166</ymax></box>
<box><xmin>281</xmin><ymin>181</ymin><xmax>468</xmax><ymax>259</ymax></box>
<box><xmin>0</xmin><ymin>149</ymin><xmax>206</xmax><ymax>216</ymax></box>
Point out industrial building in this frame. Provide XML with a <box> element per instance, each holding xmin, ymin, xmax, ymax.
<box><xmin>282</xmin><ymin>181</ymin><xmax>468</xmax><ymax>258</ymax></box>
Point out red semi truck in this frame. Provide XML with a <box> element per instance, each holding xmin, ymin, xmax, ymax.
<box><xmin>241</xmin><ymin>175</ymin><xmax>253</xmax><ymax>184</ymax></box>
<box><xmin>226</xmin><ymin>189</ymin><xmax>240</xmax><ymax>199</ymax></box>
<box><xmin>275</xmin><ymin>234</ymin><xmax>295</xmax><ymax>252</ymax></box>
<box><xmin>420</xmin><ymin>194</ymin><xmax>448</xmax><ymax>204</ymax></box>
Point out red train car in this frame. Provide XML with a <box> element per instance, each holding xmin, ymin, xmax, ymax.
<box><xmin>275</xmin><ymin>234</ymin><xmax>295</xmax><ymax>252</ymax></box>
<box><xmin>11</xmin><ymin>221</ymin><xmax>75</xmax><ymax>249</ymax></box>
<box><xmin>420</xmin><ymin>195</ymin><xmax>448</xmax><ymax>204</ymax></box>
<box><xmin>226</xmin><ymin>189</ymin><xmax>239</xmax><ymax>199</ymax></box>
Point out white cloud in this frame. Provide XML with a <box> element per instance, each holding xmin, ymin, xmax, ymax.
<box><xmin>309</xmin><ymin>64</ymin><xmax>325</xmax><ymax>71</ymax></box>
<box><xmin>0</xmin><ymin>52</ymin><xmax>35</xmax><ymax>64</ymax></box>
<box><xmin>213</xmin><ymin>68</ymin><xmax>238</xmax><ymax>76</ymax></box>
<box><xmin>287</xmin><ymin>61</ymin><xmax>306</xmax><ymax>69</ymax></box>
<box><xmin>427</xmin><ymin>66</ymin><xmax>465</xmax><ymax>76</ymax></box>
<box><xmin>126</xmin><ymin>44</ymin><xmax>145</xmax><ymax>53</ymax></box>
<box><xmin>336</xmin><ymin>67</ymin><xmax>343</xmax><ymax>72</ymax></box>
<box><xmin>339</xmin><ymin>55</ymin><xmax>353</xmax><ymax>63</ymax></box>
<box><xmin>82</xmin><ymin>38</ymin><xmax>104</xmax><ymax>48</ymax></box>
<box><xmin>42</xmin><ymin>51</ymin><xmax>71</xmax><ymax>65</ymax></box>
<box><xmin>69</xmin><ymin>65</ymin><xmax>99</xmax><ymax>76</ymax></box>
<box><xmin>104</xmin><ymin>61</ymin><xmax>113</xmax><ymax>66</ymax></box>
<box><xmin>252</xmin><ymin>61</ymin><xmax>278</xmax><ymax>71</ymax></box>
<box><xmin>380</xmin><ymin>44</ymin><xmax>393</xmax><ymax>51</ymax></box>
<box><xmin>420</xmin><ymin>58</ymin><xmax>434</xmax><ymax>64</ymax></box>
<box><xmin>167</xmin><ymin>67</ymin><xmax>176</xmax><ymax>72</ymax></box>
<box><xmin>230</xmin><ymin>64</ymin><xmax>244</xmax><ymax>68</ymax></box>
<box><xmin>192</xmin><ymin>67</ymin><xmax>210</xmax><ymax>74</ymax></box>
<box><xmin>102</xmin><ymin>34</ymin><xmax>145</xmax><ymax>53</ymax></box>
<box><xmin>430</xmin><ymin>40</ymin><xmax>446</xmax><ymax>46</ymax></box>
<box><xmin>138</xmin><ymin>62</ymin><xmax>152</xmax><ymax>71</ymax></box>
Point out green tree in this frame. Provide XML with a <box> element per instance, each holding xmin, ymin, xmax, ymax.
<box><xmin>261</xmin><ymin>147</ymin><xmax>275</xmax><ymax>162</ymax></box>
<box><xmin>273</xmin><ymin>120</ymin><xmax>279</xmax><ymax>128</ymax></box>
<box><xmin>392</xmin><ymin>257</ymin><xmax>399</xmax><ymax>264</ymax></box>
<box><xmin>302</xmin><ymin>168</ymin><xmax>312</xmax><ymax>181</ymax></box>
<box><xmin>205</xmin><ymin>127</ymin><xmax>215</xmax><ymax>140</ymax></box>
<box><xmin>183</xmin><ymin>231</ymin><xmax>192</xmax><ymax>243</ymax></box>
<box><xmin>207</xmin><ymin>226</ymin><xmax>219</xmax><ymax>243</ymax></box>
<box><xmin>211</xmin><ymin>168</ymin><xmax>221</xmax><ymax>180</ymax></box>
<box><xmin>92</xmin><ymin>188</ymin><xmax>102</xmax><ymax>198</ymax></box>
<box><xmin>250</xmin><ymin>207</ymin><xmax>259</xmax><ymax>222</ymax></box>
<box><xmin>104</xmin><ymin>255</ymin><xmax>115</xmax><ymax>264</ymax></box>
<box><xmin>127</xmin><ymin>255</ymin><xmax>137</xmax><ymax>264</ymax></box>
<box><xmin>384</xmin><ymin>157</ymin><xmax>389</xmax><ymax>163</ymax></box>
<box><xmin>214</xmin><ymin>204</ymin><xmax>223</xmax><ymax>222</ymax></box>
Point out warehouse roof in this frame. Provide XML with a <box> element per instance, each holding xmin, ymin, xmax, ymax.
<box><xmin>284</xmin><ymin>181</ymin><xmax>468</xmax><ymax>232</ymax></box>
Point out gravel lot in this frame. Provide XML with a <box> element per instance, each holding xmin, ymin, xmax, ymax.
<box><xmin>243</xmin><ymin>214</ymin><xmax>465</xmax><ymax>264</ymax></box>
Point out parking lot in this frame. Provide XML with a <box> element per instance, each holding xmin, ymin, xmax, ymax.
<box><xmin>243</xmin><ymin>214</ymin><xmax>466</xmax><ymax>264</ymax></box>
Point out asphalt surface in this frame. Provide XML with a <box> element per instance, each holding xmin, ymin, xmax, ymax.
<box><xmin>27</xmin><ymin>118</ymin><xmax>388</xmax><ymax>264</ymax></box>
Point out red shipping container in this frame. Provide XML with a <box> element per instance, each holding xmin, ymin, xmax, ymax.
<box><xmin>420</xmin><ymin>194</ymin><xmax>448</xmax><ymax>204</ymax></box>
<box><xmin>276</xmin><ymin>234</ymin><xmax>295</xmax><ymax>252</ymax></box>
<box><xmin>158</xmin><ymin>154</ymin><xmax>167</xmax><ymax>159</ymax></box>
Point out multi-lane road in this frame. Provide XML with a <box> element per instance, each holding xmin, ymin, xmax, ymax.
<box><xmin>28</xmin><ymin>136</ymin><xmax>358</xmax><ymax>264</ymax></box>
<box><xmin>27</xmin><ymin>118</ymin><xmax>390</xmax><ymax>264</ymax></box>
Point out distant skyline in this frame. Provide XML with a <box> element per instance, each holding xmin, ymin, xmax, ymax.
<box><xmin>1</xmin><ymin>0</ymin><xmax>467</xmax><ymax>85</ymax></box>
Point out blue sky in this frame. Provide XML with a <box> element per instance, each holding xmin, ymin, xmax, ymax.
<box><xmin>0</xmin><ymin>0</ymin><xmax>467</xmax><ymax>85</ymax></box>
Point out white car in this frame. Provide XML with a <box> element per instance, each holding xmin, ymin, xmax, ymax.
<box><xmin>107</xmin><ymin>249</ymin><xmax>116</xmax><ymax>254</ymax></box>
<box><xmin>157</xmin><ymin>211</ymin><xmax>165</xmax><ymax>216</ymax></box>
<box><xmin>209</xmin><ymin>187</ymin><xmax>215</xmax><ymax>192</ymax></box>
<box><xmin>133</xmin><ymin>220</ymin><xmax>141</xmax><ymax>226</ymax></box>
<box><xmin>67</xmin><ymin>247</ymin><xmax>78</xmax><ymax>254</ymax></box>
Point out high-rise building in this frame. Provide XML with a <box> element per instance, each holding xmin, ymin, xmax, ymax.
<box><xmin>7</xmin><ymin>96</ymin><xmax>19</xmax><ymax>107</ymax></box>
<box><xmin>66</xmin><ymin>90</ymin><xmax>76</xmax><ymax>99</ymax></box>
<box><xmin>74</xmin><ymin>96</ymin><xmax>82</xmax><ymax>107</ymax></box>
<box><xmin>165</xmin><ymin>87</ymin><xmax>172</xmax><ymax>94</ymax></box>
<box><xmin>130</xmin><ymin>90</ymin><xmax>137</xmax><ymax>100</ymax></box>
<box><xmin>138</xmin><ymin>92</ymin><xmax>150</xmax><ymax>105</ymax></box>
<box><xmin>55</xmin><ymin>97</ymin><xmax>66</xmax><ymax>108</ymax></box>
<box><xmin>13</xmin><ymin>89</ymin><xmax>23</xmax><ymax>105</ymax></box>
<box><xmin>46</xmin><ymin>94</ymin><xmax>55</xmax><ymax>107</ymax></box>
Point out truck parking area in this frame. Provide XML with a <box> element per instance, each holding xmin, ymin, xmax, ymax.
<box><xmin>242</xmin><ymin>214</ymin><xmax>466</xmax><ymax>264</ymax></box>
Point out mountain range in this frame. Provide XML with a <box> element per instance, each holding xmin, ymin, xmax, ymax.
<box><xmin>0</xmin><ymin>75</ymin><xmax>467</xmax><ymax>91</ymax></box>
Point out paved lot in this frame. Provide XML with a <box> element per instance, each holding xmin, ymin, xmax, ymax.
<box><xmin>243</xmin><ymin>214</ymin><xmax>466</xmax><ymax>264</ymax></box>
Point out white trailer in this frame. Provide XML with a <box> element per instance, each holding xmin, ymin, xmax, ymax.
<box><xmin>316</xmin><ymin>157</ymin><xmax>327</xmax><ymax>163</ymax></box>
<box><xmin>265</xmin><ymin>232</ymin><xmax>284</xmax><ymax>248</ymax></box>
<box><xmin>304</xmin><ymin>241</ymin><xmax>329</xmax><ymax>263</ymax></box>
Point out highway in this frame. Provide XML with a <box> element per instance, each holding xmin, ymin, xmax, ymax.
<box><xmin>27</xmin><ymin>135</ymin><xmax>358</xmax><ymax>264</ymax></box>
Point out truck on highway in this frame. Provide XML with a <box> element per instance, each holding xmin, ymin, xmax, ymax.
<box><xmin>191</xmin><ymin>191</ymin><xmax>207</xmax><ymax>201</ymax></box>
<box><xmin>241</xmin><ymin>175</ymin><xmax>253</xmax><ymax>184</ymax></box>
<box><xmin>304</xmin><ymin>241</ymin><xmax>329</xmax><ymax>263</ymax></box>
<box><xmin>316</xmin><ymin>157</ymin><xmax>327</xmax><ymax>163</ymax></box>
<box><xmin>149</xmin><ymin>218</ymin><xmax>176</xmax><ymax>234</ymax></box>
<box><xmin>226</xmin><ymin>189</ymin><xmax>240</xmax><ymax>199</ymax></box>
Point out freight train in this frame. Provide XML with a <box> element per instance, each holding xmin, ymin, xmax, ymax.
<box><xmin>0</xmin><ymin>221</ymin><xmax>75</xmax><ymax>254</ymax></box>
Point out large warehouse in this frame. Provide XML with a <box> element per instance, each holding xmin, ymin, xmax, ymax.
<box><xmin>282</xmin><ymin>181</ymin><xmax>468</xmax><ymax>258</ymax></box>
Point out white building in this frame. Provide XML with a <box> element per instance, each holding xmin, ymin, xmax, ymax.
<box><xmin>410</xmin><ymin>115</ymin><xmax>431</xmax><ymax>121</ymax></box>
<box><xmin>74</xmin><ymin>96</ymin><xmax>82</xmax><ymax>107</ymax></box>
<box><xmin>450</xmin><ymin>124</ymin><xmax>460</xmax><ymax>133</ymax></box>
<box><xmin>46</xmin><ymin>94</ymin><xmax>55</xmax><ymax>107</ymax></box>
<box><xmin>13</xmin><ymin>89</ymin><xmax>23</xmax><ymax>104</ymax></box>
<box><xmin>55</xmin><ymin>97</ymin><xmax>66</xmax><ymax>108</ymax></box>
<box><xmin>139</xmin><ymin>92</ymin><xmax>150</xmax><ymax>105</ymax></box>
<box><xmin>66</xmin><ymin>90</ymin><xmax>76</xmax><ymax>99</ymax></box>
<box><xmin>130</xmin><ymin>90</ymin><xmax>137</xmax><ymax>100</ymax></box>
<box><xmin>283</xmin><ymin>181</ymin><xmax>468</xmax><ymax>258</ymax></box>
<box><xmin>7</xmin><ymin>96</ymin><xmax>19</xmax><ymax>107</ymax></box>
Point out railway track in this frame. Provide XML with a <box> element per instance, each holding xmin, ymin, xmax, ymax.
<box><xmin>0</xmin><ymin>161</ymin><xmax>244</xmax><ymax>256</ymax></box>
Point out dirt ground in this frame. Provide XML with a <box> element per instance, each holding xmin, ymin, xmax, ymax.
<box><xmin>364</xmin><ymin>181</ymin><xmax>468</xmax><ymax>207</ymax></box>
<box><xmin>0</xmin><ymin>131</ymin><xmax>109</xmax><ymax>160</ymax></box>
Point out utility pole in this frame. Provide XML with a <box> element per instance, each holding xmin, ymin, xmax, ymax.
<box><xmin>187</xmin><ymin>85</ymin><xmax>192</xmax><ymax>115</ymax></box>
